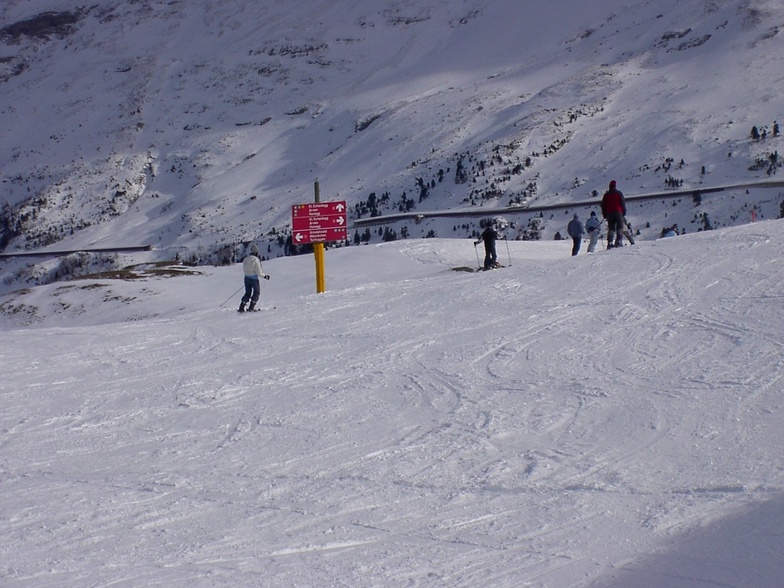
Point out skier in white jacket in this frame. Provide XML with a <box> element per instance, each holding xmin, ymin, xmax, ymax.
<box><xmin>239</xmin><ymin>244</ymin><xmax>269</xmax><ymax>312</ymax></box>
<box><xmin>585</xmin><ymin>211</ymin><xmax>602</xmax><ymax>253</ymax></box>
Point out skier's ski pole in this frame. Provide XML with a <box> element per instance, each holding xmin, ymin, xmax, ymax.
<box><xmin>473</xmin><ymin>242</ymin><xmax>480</xmax><ymax>267</ymax></box>
<box><xmin>220</xmin><ymin>285</ymin><xmax>244</xmax><ymax>307</ymax></box>
<box><xmin>504</xmin><ymin>237</ymin><xmax>512</xmax><ymax>267</ymax></box>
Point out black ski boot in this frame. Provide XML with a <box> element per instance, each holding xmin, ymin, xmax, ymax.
<box><xmin>248</xmin><ymin>301</ymin><xmax>256</xmax><ymax>312</ymax></box>
<box><xmin>238</xmin><ymin>302</ymin><xmax>246</xmax><ymax>313</ymax></box>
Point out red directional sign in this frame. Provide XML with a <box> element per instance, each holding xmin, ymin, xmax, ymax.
<box><xmin>291</xmin><ymin>201</ymin><xmax>348</xmax><ymax>244</ymax></box>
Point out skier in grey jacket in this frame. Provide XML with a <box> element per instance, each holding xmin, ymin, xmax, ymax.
<box><xmin>239</xmin><ymin>244</ymin><xmax>269</xmax><ymax>312</ymax></box>
<box><xmin>567</xmin><ymin>213</ymin><xmax>585</xmax><ymax>256</ymax></box>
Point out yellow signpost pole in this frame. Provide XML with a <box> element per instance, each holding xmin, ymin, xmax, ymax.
<box><xmin>313</xmin><ymin>180</ymin><xmax>326</xmax><ymax>293</ymax></box>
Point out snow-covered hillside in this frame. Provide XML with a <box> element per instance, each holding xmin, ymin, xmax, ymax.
<box><xmin>2</xmin><ymin>220</ymin><xmax>784</xmax><ymax>586</ymax></box>
<box><xmin>1</xmin><ymin>0</ymin><xmax>784</xmax><ymax>294</ymax></box>
<box><xmin>3</xmin><ymin>2</ymin><xmax>784</xmax><ymax>585</ymax></box>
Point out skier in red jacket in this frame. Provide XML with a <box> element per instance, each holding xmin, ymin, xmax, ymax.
<box><xmin>601</xmin><ymin>180</ymin><xmax>627</xmax><ymax>249</ymax></box>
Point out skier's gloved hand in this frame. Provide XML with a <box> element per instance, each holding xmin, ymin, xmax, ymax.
<box><xmin>264</xmin><ymin>275</ymin><xmax>270</xmax><ymax>280</ymax></box>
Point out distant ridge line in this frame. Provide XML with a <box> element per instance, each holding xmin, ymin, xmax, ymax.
<box><xmin>0</xmin><ymin>245</ymin><xmax>153</xmax><ymax>259</ymax></box>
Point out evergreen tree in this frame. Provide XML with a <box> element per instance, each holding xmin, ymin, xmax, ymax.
<box><xmin>454</xmin><ymin>156</ymin><xmax>468</xmax><ymax>184</ymax></box>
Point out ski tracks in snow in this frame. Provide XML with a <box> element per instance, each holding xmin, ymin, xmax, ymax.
<box><xmin>4</xmin><ymin>231</ymin><xmax>784</xmax><ymax>586</ymax></box>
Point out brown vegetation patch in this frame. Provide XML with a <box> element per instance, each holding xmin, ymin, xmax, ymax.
<box><xmin>72</xmin><ymin>261</ymin><xmax>204</xmax><ymax>281</ymax></box>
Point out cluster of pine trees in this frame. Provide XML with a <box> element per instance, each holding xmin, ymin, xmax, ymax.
<box><xmin>750</xmin><ymin>122</ymin><xmax>780</xmax><ymax>142</ymax></box>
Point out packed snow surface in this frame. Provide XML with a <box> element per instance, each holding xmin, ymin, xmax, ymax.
<box><xmin>2</xmin><ymin>222</ymin><xmax>784</xmax><ymax>586</ymax></box>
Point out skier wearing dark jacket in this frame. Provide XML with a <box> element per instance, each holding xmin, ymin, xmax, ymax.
<box><xmin>475</xmin><ymin>226</ymin><xmax>501</xmax><ymax>270</ymax></box>
<box><xmin>601</xmin><ymin>180</ymin><xmax>626</xmax><ymax>248</ymax></box>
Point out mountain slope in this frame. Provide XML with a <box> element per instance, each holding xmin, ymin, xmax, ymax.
<box><xmin>1</xmin><ymin>0</ymin><xmax>783</xmax><ymax>292</ymax></box>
